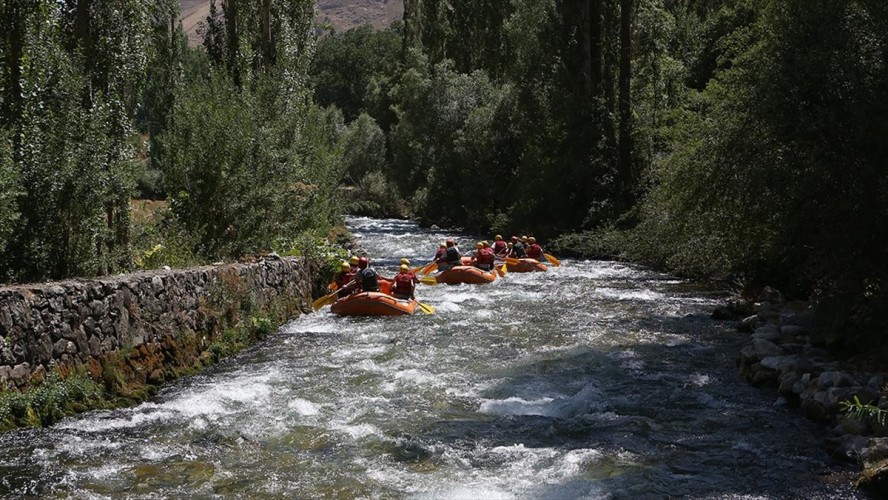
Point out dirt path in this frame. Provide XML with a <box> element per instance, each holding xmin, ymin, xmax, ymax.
<box><xmin>180</xmin><ymin>0</ymin><xmax>210</xmax><ymax>47</ymax></box>
<box><xmin>178</xmin><ymin>1</ymin><xmax>404</xmax><ymax>46</ymax></box>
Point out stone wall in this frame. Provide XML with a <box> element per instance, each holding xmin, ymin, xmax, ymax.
<box><xmin>0</xmin><ymin>256</ymin><xmax>312</xmax><ymax>391</ymax></box>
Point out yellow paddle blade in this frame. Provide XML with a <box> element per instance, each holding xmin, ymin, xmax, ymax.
<box><xmin>544</xmin><ymin>253</ymin><xmax>561</xmax><ymax>267</ymax></box>
<box><xmin>496</xmin><ymin>264</ymin><xmax>507</xmax><ymax>277</ymax></box>
<box><xmin>419</xmin><ymin>277</ymin><xmax>438</xmax><ymax>286</ymax></box>
<box><xmin>418</xmin><ymin>302</ymin><xmax>436</xmax><ymax>314</ymax></box>
<box><xmin>504</xmin><ymin>257</ymin><xmax>520</xmax><ymax>266</ymax></box>
<box><xmin>312</xmin><ymin>291</ymin><xmax>338</xmax><ymax>311</ymax></box>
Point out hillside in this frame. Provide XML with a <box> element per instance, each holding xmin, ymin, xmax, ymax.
<box><xmin>179</xmin><ymin>0</ymin><xmax>403</xmax><ymax>46</ymax></box>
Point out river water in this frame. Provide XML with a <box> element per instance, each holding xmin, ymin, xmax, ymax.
<box><xmin>0</xmin><ymin>217</ymin><xmax>864</xmax><ymax>498</ymax></box>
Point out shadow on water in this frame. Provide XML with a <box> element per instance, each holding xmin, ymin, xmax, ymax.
<box><xmin>399</xmin><ymin>313</ymin><xmax>866</xmax><ymax>499</ymax></box>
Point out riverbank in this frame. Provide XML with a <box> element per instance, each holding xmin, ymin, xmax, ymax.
<box><xmin>717</xmin><ymin>288</ymin><xmax>888</xmax><ymax>495</ymax></box>
<box><xmin>0</xmin><ymin>256</ymin><xmax>314</xmax><ymax>432</ymax></box>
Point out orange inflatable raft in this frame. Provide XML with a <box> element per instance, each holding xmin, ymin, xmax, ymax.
<box><xmin>436</xmin><ymin>266</ymin><xmax>497</xmax><ymax>285</ymax></box>
<box><xmin>504</xmin><ymin>258</ymin><xmax>548</xmax><ymax>273</ymax></box>
<box><xmin>330</xmin><ymin>291</ymin><xmax>419</xmax><ymax>316</ymax></box>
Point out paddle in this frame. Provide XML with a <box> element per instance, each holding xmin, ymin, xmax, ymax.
<box><xmin>503</xmin><ymin>257</ymin><xmax>520</xmax><ymax>266</ymax></box>
<box><xmin>418</xmin><ymin>302</ymin><xmax>436</xmax><ymax>315</ymax></box>
<box><xmin>312</xmin><ymin>290</ymin><xmax>339</xmax><ymax>311</ymax></box>
<box><xmin>419</xmin><ymin>261</ymin><xmax>438</xmax><ymax>276</ymax></box>
<box><xmin>497</xmin><ymin>263</ymin><xmax>507</xmax><ymax>277</ymax></box>
<box><xmin>419</xmin><ymin>277</ymin><xmax>438</xmax><ymax>286</ymax></box>
<box><xmin>544</xmin><ymin>253</ymin><xmax>561</xmax><ymax>267</ymax></box>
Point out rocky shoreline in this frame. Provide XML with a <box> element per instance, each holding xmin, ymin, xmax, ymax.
<box><xmin>718</xmin><ymin>288</ymin><xmax>888</xmax><ymax>495</ymax></box>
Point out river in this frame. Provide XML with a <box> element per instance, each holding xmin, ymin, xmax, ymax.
<box><xmin>0</xmin><ymin>217</ymin><xmax>863</xmax><ymax>498</ymax></box>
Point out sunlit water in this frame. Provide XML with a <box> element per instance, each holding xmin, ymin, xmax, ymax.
<box><xmin>0</xmin><ymin>217</ymin><xmax>863</xmax><ymax>498</ymax></box>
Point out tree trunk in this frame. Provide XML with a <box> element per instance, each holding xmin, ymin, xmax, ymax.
<box><xmin>74</xmin><ymin>0</ymin><xmax>94</xmax><ymax>107</ymax></box>
<box><xmin>260</xmin><ymin>0</ymin><xmax>274</xmax><ymax>67</ymax></box>
<box><xmin>618</xmin><ymin>0</ymin><xmax>633</xmax><ymax>210</ymax></box>
<box><xmin>223</xmin><ymin>0</ymin><xmax>240</xmax><ymax>86</ymax></box>
<box><xmin>602</xmin><ymin>0</ymin><xmax>617</xmax><ymax>155</ymax></box>
<box><xmin>589</xmin><ymin>0</ymin><xmax>603</xmax><ymax>101</ymax></box>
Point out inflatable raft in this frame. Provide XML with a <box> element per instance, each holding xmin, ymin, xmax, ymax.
<box><xmin>330</xmin><ymin>291</ymin><xmax>419</xmax><ymax>316</ymax></box>
<box><xmin>504</xmin><ymin>258</ymin><xmax>548</xmax><ymax>273</ymax></box>
<box><xmin>436</xmin><ymin>266</ymin><xmax>497</xmax><ymax>285</ymax></box>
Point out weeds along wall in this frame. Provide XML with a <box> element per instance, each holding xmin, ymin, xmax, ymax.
<box><xmin>0</xmin><ymin>257</ymin><xmax>312</xmax><ymax>392</ymax></box>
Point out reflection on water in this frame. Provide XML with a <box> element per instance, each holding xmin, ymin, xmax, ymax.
<box><xmin>0</xmin><ymin>217</ymin><xmax>863</xmax><ymax>498</ymax></box>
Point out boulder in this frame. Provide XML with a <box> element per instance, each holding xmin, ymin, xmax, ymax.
<box><xmin>836</xmin><ymin>415</ymin><xmax>871</xmax><ymax>437</ymax></box>
<box><xmin>778</xmin><ymin>372</ymin><xmax>800</xmax><ymax>396</ymax></box>
<box><xmin>833</xmin><ymin>434</ymin><xmax>870</xmax><ymax>462</ymax></box>
<box><xmin>711</xmin><ymin>306</ymin><xmax>736</xmax><ymax>321</ymax></box>
<box><xmin>861</xmin><ymin>438</ymin><xmax>888</xmax><ymax>465</ymax></box>
<box><xmin>9</xmin><ymin>362</ymin><xmax>30</xmax><ymax>386</ymax></box>
<box><xmin>780</xmin><ymin>325</ymin><xmax>805</xmax><ymax>337</ymax></box>
<box><xmin>783</xmin><ymin>311</ymin><xmax>814</xmax><ymax>331</ymax></box>
<box><xmin>857</xmin><ymin>458</ymin><xmax>888</xmax><ymax>496</ymax></box>
<box><xmin>752</xmin><ymin>325</ymin><xmax>781</xmax><ymax>342</ymax></box>
<box><xmin>752</xmin><ymin>339</ymin><xmax>783</xmax><ymax>359</ymax></box>
<box><xmin>817</xmin><ymin>371</ymin><xmax>856</xmax><ymax>389</ymax></box>
<box><xmin>751</xmin><ymin>364</ymin><xmax>777</xmax><ymax>385</ymax></box>
<box><xmin>758</xmin><ymin>286</ymin><xmax>784</xmax><ymax>304</ymax></box>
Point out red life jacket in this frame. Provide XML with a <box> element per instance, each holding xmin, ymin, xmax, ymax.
<box><xmin>493</xmin><ymin>240</ymin><xmax>507</xmax><ymax>255</ymax></box>
<box><xmin>526</xmin><ymin>243</ymin><xmax>543</xmax><ymax>260</ymax></box>
<box><xmin>392</xmin><ymin>272</ymin><xmax>416</xmax><ymax>296</ymax></box>
<box><xmin>478</xmin><ymin>247</ymin><xmax>496</xmax><ymax>265</ymax></box>
<box><xmin>335</xmin><ymin>271</ymin><xmax>355</xmax><ymax>289</ymax></box>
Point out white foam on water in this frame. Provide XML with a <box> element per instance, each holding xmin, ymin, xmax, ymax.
<box><xmin>139</xmin><ymin>445</ymin><xmax>174</xmax><ymax>461</ymax></box>
<box><xmin>412</xmin><ymin>486</ymin><xmax>514</xmax><ymax>500</ymax></box>
<box><xmin>331</xmin><ymin>344</ymin><xmax>387</xmax><ymax>360</ymax></box>
<box><xmin>479</xmin><ymin>396</ymin><xmax>557</xmax><ymax>417</ymax></box>
<box><xmin>621</xmin><ymin>359</ymin><xmax>645</xmax><ymax>370</ymax></box>
<box><xmin>473</xmin><ymin>309</ymin><xmax>494</xmax><ymax>319</ymax></box>
<box><xmin>57</xmin><ymin>407</ymin><xmax>173</xmax><ymax>433</ymax></box>
<box><xmin>393</xmin><ymin>369</ymin><xmax>442</xmax><ymax>387</ymax></box>
<box><xmin>330</xmin><ymin>422</ymin><xmax>382</xmax><ymax>440</ymax></box>
<box><xmin>435</xmin><ymin>301</ymin><xmax>462</xmax><ymax>313</ymax></box>
<box><xmin>189</xmin><ymin>416</ymin><xmax>208</xmax><ymax>430</ymax></box>
<box><xmin>434</xmin><ymin>291</ymin><xmax>491</xmax><ymax>304</ymax></box>
<box><xmin>288</xmin><ymin>398</ymin><xmax>321</xmax><ymax>416</ymax></box>
<box><xmin>355</xmin><ymin>358</ymin><xmax>384</xmax><ymax>372</ymax></box>
<box><xmin>688</xmin><ymin>373</ymin><xmax>713</xmax><ymax>387</ymax></box>
<box><xmin>595</xmin><ymin>287</ymin><xmax>666</xmax><ymax>302</ymax></box>
<box><xmin>59</xmin><ymin>374</ymin><xmax>274</xmax><ymax>433</ymax></box>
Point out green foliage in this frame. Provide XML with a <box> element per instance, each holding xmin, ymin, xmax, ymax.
<box><xmin>0</xmin><ymin>373</ymin><xmax>104</xmax><ymax>430</ymax></box>
<box><xmin>841</xmin><ymin>396</ymin><xmax>888</xmax><ymax>427</ymax></box>
<box><xmin>0</xmin><ymin>0</ymin><xmax>153</xmax><ymax>282</ymax></box>
<box><xmin>311</xmin><ymin>24</ymin><xmax>403</xmax><ymax>122</ymax></box>
<box><xmin>389</xmin><ymin>56</ymin><xmax>513</xmax><ymax>229</ymax></box>
<box><xmin>131</xmin><ymin>209</ymin><xmax>201</xmax><ymax>271</ymax></box>
<box><xmin>0</xmin><ymin>132</ymin><xmax>21</xmax><ymax>259</ymax></box>
<box><xmin>628</xmin><ymin>0</ymin><xmax>888</xmax><ymax>349</ymax></box>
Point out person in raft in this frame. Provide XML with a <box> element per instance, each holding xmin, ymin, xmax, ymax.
<box><xmin>438</xmin><ymin>238</ymin><xmax>463</xmax><ymax>271</ymax></box>
<box><xmin>352</xmin><ymin>256</ymin><xmax>381</xmax><ymax>293</ymax></box>
<box><xmin>492</xmin><ymin>235</ymin><xmax>508</xmax><ymax>258</ymax></box>
<box><xmin>349</xmin><ymin>255</ymin><xmax>360</xmax><ymax>273</ymax></box>
<box><xmin>471</xmin><ymin>241</ymin><xmax>496</xmax><ymax>271</ymax></box>
<box><xmin>391</xmin><ymin>264</ymin><xmax>418</xmax><ymax>300</ymax></box>
<box><xmin>526</xmin><ymin>236</ymin><xmax>544</xmax><ymax>261</ymax></box>
<box><xmin>334</xmin><ymin>261</ymin><xmax>356</xmax><ymax>298</ymax></box>
<box><xmin>433</xmin><ymin>243</ymin><xmax>447</xmax><ymax>271</ymax></box>
<box><xmin>509</xmin><ymin>236</ymin><xmax>527</xmax><ymax>258</ymax></box>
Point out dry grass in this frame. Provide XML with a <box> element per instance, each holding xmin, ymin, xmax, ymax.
<box><xmin>179</xmin><ymin>0</ymin><xmax>403</xmax><ymax>46</ymax></box>
<box><xmin>131</xmin><ymin>199</ymin><xmax>170</xmax><ymax>224</ymax></box>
